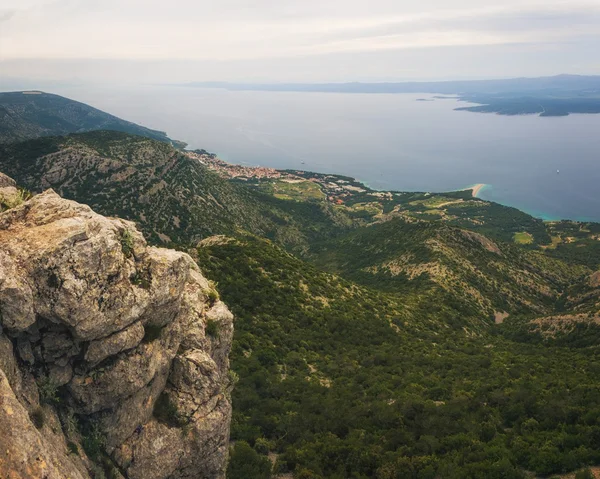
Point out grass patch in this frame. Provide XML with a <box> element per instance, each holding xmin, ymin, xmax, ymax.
<box><xmin>410</xmin><ymin>196</ymin><xmax>461</xmax><ymax>208</ymax></box>
<box><xmin>266</xmin><ymin>180</ymin><xmax>325</xmax><ymax>202</ymax></box>
<box><xmin>81</xmin><ymin>423</ymin><xmax>106</xmax><ymax>461</ymax></box>
<box><xmin>0</xmin><ymin>188</ymin><xmax>31</xmax><ymax>210</ymax></box>
<box><xmin>513</xmin><ymin>232</ymin><xmax>534</xmax><ymax>244</ymax></box>
<box><xmin>207</xmin><ymin>280</ymin><xmax>220</xmax><ymax>306</ymax></box>
<box><xmin>346</xmin><ymin>202</ymin><xmax>382</xmax><ymax>216</ymax></box>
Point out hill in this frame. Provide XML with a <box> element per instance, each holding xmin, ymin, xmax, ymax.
<box><xmin>0</xmin><ymin>131</ymin><xmax>350</xmax><ymax>247</ymax></box>
<box><xmin>196</xmin><ymin>235</ymin><xmax>600</xmax><ymax>479</ymax></box>
<box><xmin>309</xmin><ymin>216</ymin><xmax>589</xmax><ymax>322</ymax></box>
<box><xmin>0</xmin><ymin>91</ymin><xmax>184</xmax><ymax>145</ymax></box>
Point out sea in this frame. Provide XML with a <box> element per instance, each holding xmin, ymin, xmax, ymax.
<box><xmin>51</xmin><ymin>84</ymin><xmax>600</xmax><ymax>222</ymax></box>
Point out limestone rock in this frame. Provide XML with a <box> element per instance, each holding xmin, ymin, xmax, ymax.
<box><xmin>0</xmin><ymin>369</ymin><xmax>88</xmax><ymax>479</ymax></box>
<box><xmin>85</xmin><ymin>321</ymin><xmax>145</xmax><ymax>366</ymax></box>
<box><xmin>0</xmin><ymin>183</ymin><xmax>233</xmax><ymax>478</ymax></box>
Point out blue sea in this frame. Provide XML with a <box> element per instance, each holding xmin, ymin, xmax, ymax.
<box><xmin>51</xmin><ymin>84</ymin><xmax>600</xmax><ymax>222</ymax></box>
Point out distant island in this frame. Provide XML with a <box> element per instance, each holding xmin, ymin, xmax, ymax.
<box><xmin>183</xmin><ymin>74</ymin><xmax>600</xmax><ymax>117</ymax></box>
<box><xmin>455</xmin><ymin>96</ymin><xmax>600</xmax><ymax>117</ymax></box>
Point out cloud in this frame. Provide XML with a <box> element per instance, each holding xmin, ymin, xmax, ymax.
<box><xmin>1</xmin><ymin>0</ymin><xmax>600</xmax><ymax>82</ymax></box>
<box><xmin>0</xmin><ymin>10</ymin><xmax>16</xmax><ymax>23</ymax></box>
<box><xmin>1</xmin><ymin>1</ymin><xmax>599</xmax><ymax>60</ymax></box>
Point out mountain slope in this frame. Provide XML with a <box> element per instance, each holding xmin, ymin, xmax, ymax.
<box><xmin>0</xmin><ymin>91</ymin><xmax>182</xmax><ymax>145</ymax></box>
<box><xmin>310</xmin><ymin>217</ymin><xmax>589</xmax><ymax>321</ymax></box>
<box><xmin>0</xmin><ymin>131</ymin><xmax>348</xmax><ymax>247</ymax></box>
<box><xmin>196</xmin><ymin>235</ymin><xmax>600</xmax><ymax>479</ymax></box>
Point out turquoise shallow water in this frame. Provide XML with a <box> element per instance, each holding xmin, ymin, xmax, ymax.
<box><xmin>470</xmin><ymin>184</ymin><xmax>566</xmax><ymax>221</ymax></box>
<box><xmin>476</xmin><ymin>184</ymin><xmax>597</xmax><ymax>222</ymax></box>
<box><xmin>47</xmin><ymin>85</ymin><xmax>600</xmax><ymax>223</ymax></box>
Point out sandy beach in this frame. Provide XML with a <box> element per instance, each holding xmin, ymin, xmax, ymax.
<box><xmin>469</xmin><ymin>184</ymin><xmax>486</xmax><ymax>197</ymax></box>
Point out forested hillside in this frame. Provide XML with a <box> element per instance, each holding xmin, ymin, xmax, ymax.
<box><xmin>2</xmin><ymin>96</ymin><xmax>600</xmax><ymax>478</ymax></box>
<box><xmin>196</xmin><ymin>236</ymin><xmax>600</xmax><ymax>479</ymax></box>
<box><xmin>0</xmin><ymin>91</ymin><xmax>181</xmax><ymax>145</ymax></box>
<box><xmin>0</xmin><ymin>131</ymin><xmax>349</xmax><ymax>247</ymax></box>
<box><xmin>309</xmin><ymin>217</ymin><xmax>589</xmax><ymax>321</ymax></box>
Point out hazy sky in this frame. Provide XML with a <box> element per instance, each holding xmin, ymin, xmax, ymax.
<box><xmin>1</xmin><ymin>0</ymin><xmax>600</xmax><ymax>85</ymax></box>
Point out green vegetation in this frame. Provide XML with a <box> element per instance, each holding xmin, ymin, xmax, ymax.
<box><xmin>575</xmin><ymin>468</ymin><xmax>595</xmax><ymax>479</ymax></box>
<box><xmin>513</xmin><ymin>232</ymin><xmax>534</xmax><ymax>244</ymax></box>
<box><xmin>131</xmin><ymin>269</ymin><xmax>151</xmax><ymax>289</ymax></box>
<box><xmin>456</xmin><ymin>95</ymin><xmax>600</xmax><ymax>117</ymax></box>
<box><xmin>0</xmin><ymin>131</ymin><xmax>351</xmax><ymax>249</ymax></box>
<box><xmin>205</xmin><ymin>318</ymin><xmax>220</xmax><ymax>338</ymax></box>
<box><xmin>0</xmin><ymin>91</ymin><xmax>181</xmax><ymax>145</ymax></box>
<box><xmin>153</xmin><ymin>392</ymin><xmax>187</xmax><ymax>427</ymax></box>
<box><xmin>543</xmin><ymin>221</ymin><xmax>600</xmax><ymax>269</ymax></box>
<box><xmin>410</xmin><ymin>196</ymin><xmax>462</xmax><ymax>209</ymax></box>
<box><xmin>227</xmin><ymin>441</ymin><xmax>273</xmax><ymax>479</ymax></box>
<box><xmin>0</xmin><ymin>188</ymin><xmax>31</xmax><ymax>210</ymax></box>
<box><xmin>307</xmin><ymin>217</ymin><xmax>586</xmax><ymax>321</ymax></box>
<box><xmin>80</xmin><ymin>422</ymin><xmax>121</xmax><ymax>479</ymax></box>
<box><xmin>80</xmin><ymin>422</ymin><xmax>106</xmax><ymax>461</ymax></box>
<box><xmin>197</xmin><ymin>236</ymin><xmax>600</xmax><ymax>478</ymax></box>
<box><xmin>259</xmin><ymin>179</ymin><xmax>325</xmax><ymax>201</ymax></box>
<box><xmin>120</xmin><ymin>229</ymin><xmax>135</xmax><ymax>257</ymax></box>
<box><xmin>67</xmin><ymin>441</ymin><xmax>79</xmax><ymax>456</ymax></box>
<box><xmin>60</xmin><ymin>407</ymin><xmax>79</xmax><ymax>437</ymax></box>
<box><xmin>207</xmin><ymin>281</ymin><xmax>220</xmax><ymax>305</ymax></box>
<box><xmin>30</xmin><ymin>407</ymin><xmax>45</xmax><ymax>429</ymax></box>
<box><xmin>37</xmin><ymin>376</ymin><xmax>60</xmax><ymax>405</ymax></box>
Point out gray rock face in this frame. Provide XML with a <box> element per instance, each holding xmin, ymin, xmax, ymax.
<box><xmin>0</xmin><ymin>180</ymin><xmax>233</xmax><ymax>478</ymax></box>
<box><xmin>0</xmin><ymin>172</ymin><xmax>16</xmax><ymax>188</ymax></box>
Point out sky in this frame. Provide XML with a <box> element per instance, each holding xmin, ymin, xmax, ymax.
<box><xmin>1</xmin><ymin>0</ymin><xmax>600</xmax><ymax>86</ymax></box>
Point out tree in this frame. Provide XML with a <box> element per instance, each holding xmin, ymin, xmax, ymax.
<box><xmin>227</xmin><ymin>441</ymin><xmax>272</xmax><ymax>479</ymax></box>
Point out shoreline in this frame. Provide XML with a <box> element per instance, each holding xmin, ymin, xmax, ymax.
<box><xmin>455</xmin><ymin>183</ymin><xmax>487</xmax><ymax>197</ymax></box>
<box><xmin>469</xmin><ymin>183</ymin><xmax>486</xmax><ymax>197</ymax></box>
<box><xmin>194</xmin><ymin>152</ymin><xmax>598</xmax><ymax>223</ymax></box>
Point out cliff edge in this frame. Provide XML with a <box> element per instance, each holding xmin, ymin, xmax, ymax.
<box><xmin>0</xmin><ymin>174</ymin><xmax>233</xmax><ymax>478</ymax></box>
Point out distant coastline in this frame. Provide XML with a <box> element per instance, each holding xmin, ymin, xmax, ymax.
<box><xmin>182</xmin><ymin>75</ymin><xmax>600</xmax><ymax>117</ymax></box>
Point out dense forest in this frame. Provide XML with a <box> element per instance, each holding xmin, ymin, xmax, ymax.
<box><xmin>196</xmin><ymin>237</ymin><xmax>600</xmax><ymax>479</ymax></box>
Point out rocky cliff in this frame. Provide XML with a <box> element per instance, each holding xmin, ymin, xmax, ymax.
<box><xmin>0</xmin><ymin>174</ymin><xmax>233</xmax><ymax>478</ymax></box>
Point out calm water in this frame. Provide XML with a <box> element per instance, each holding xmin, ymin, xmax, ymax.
<box><xmin>52</xmin><ymin>85</ymin><xmax>600</xmax><ymax>222</ymax></box>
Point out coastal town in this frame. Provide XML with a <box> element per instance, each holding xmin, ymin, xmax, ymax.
<box><xmin>185</xmin><ymin>149</ymin><xmax>401</xmax><ymax>205</ymax></box>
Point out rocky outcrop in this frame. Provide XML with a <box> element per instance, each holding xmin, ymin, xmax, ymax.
<box><xmin>0</xmin><ymin>180</ymin><xmax>233</xmax><ymax>478</ymax></box>
<box><xmin>0</xmin><ymin>171</ymin><xmax>20</xmax><ymax>209</ymax></box>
